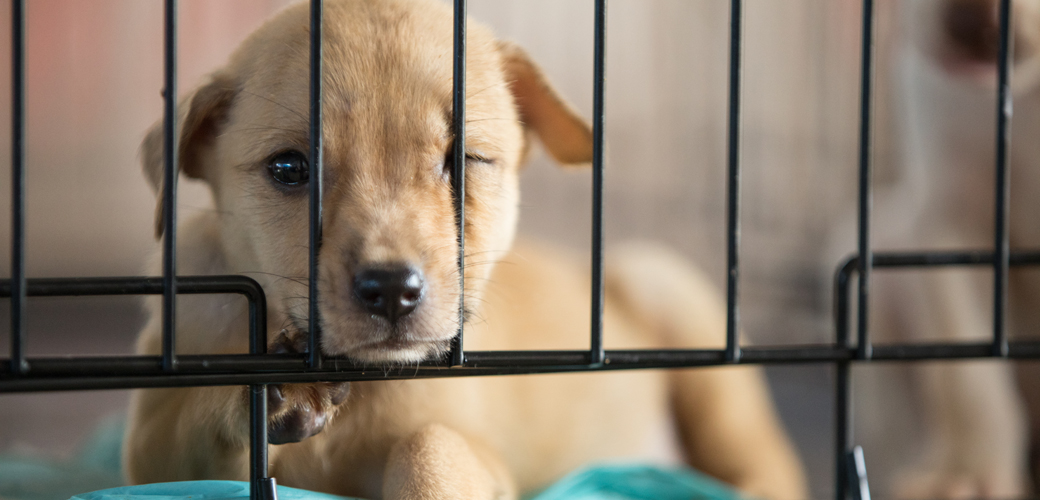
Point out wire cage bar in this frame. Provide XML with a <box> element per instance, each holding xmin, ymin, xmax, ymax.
<box><xmin>993</xmin><ymin>0</ymin><xmax>1014</xmax><ymax>358</ymax></box>
<box><xmin>589</xmin><ymin>0</ymin><xmax>607</xmax><ymax>366</ymax></box>
<box><xmin>724</xmin><ymin>0</ymin><xmax>742</xmax><ymax>364</ymax></box>
<box><xmin>449</xmin><ymin>0</ymin><xmax>467</xmax><ymax>367</ymax></box>
<box><xmin>1</xmin><ymin>0</ymin><xmax>1035</xmax><ymax>499</ymax></box>
<box><xmin>161</xmin><ymin>0</ymin><xmax>179</xmax><ymax>373</ymax></box>
<box><xmin>8</xmin><ymin>0</ymin><xmax>25</xmax><ymax>376</ymax></box>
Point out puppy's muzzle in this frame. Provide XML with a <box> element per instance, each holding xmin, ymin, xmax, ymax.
<box><xmin>353</xmin><ymin>264</ymin><xmax>425</xmax><ymax>322</ymax></box>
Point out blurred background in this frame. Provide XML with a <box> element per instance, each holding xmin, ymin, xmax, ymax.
<box><xmin>0</xmin><ymin>0</ymin><xmax>927</xmax><ymax>498</ymax></box>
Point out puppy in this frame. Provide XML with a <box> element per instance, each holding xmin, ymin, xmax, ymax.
<box><xmin>861</xmin><ymin>0</ymin><xmax>1040</xmax><ymax>497</ymax></box>
<box><xmin>123</xmin><ymin>1</ymin><xmax>807</xmax><ymax>498</ymax></box>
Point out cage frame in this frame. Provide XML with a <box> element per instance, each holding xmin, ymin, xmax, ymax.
<box><xmin>0</xmin><ymin>1</ymin><xmax>1030</xmax><ymax>500</ymax></box>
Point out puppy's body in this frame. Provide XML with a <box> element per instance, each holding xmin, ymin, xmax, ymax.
<box><xmin>125</xmin><ymin>1</ymin><xmax>806</xmax><ymax>498</ymax></box>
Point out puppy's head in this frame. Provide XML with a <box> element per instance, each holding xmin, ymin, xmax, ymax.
<box><xmin>142</xmin><ymin>0</ymin><xmax>592</xmax><ymax>363</ymax></box>
<box><xmin>910</xmin><ymin>0</ymin><xmax>1040</xmax><ymax>89</ymax></box>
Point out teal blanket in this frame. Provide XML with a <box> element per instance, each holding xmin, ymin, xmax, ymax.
<box><xmin>0</xmin><ymin>421</ymin><xmax>741</xmax><ymax>500</ymax></box>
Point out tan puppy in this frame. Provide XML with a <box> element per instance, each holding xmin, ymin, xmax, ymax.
<box><xmin>862</xmin><ymin>0</ymin><xmax>1040</xmax><ymax>497</ymax></box>
<box><xmin>123</xmin><ymin>1</ymin><xmax>806</xmax><ymax>498</ymax></box>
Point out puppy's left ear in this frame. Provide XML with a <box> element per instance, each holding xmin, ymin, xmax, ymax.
<box><xmin>141</xmin><ymin>72</ymin><xmax>238</xmax><ymax>238</ymax></box>
<box><xmin>498</xmin><ymin>41</ymin><xmax>594</xmax><ymax>166</ymax></box>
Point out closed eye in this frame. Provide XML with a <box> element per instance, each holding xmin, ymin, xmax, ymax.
<box><xmin>442</xmin><ymin>145</ymin><xmax>496</xmax><ymax>179</ymax></box>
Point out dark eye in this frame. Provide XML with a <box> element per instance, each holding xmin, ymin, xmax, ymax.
<box><xmin>267</xmin><ymin>151</ymin><xmax>310</xmax><ymax>186</ymax></box>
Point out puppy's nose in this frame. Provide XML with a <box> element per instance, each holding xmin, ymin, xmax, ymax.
<box><xmin>353</xmin><ymin>265</ymin><xmax>425</xmax><ymax>322</ymax></box>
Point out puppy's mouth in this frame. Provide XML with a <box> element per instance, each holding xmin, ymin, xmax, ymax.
<box><xmin>347</xmin><ymin>336</ymin><xmax>452</xmax><ymax>364</ymax></box>
<box><xmin>284</xmin><ymin>312</ymin><xmax>454</xmax><ymax>365</ymax></box>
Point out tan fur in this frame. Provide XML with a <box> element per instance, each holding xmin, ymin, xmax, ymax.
<box><xmin>124</xmin><ymin>1</ymin><xmax>806</xmax><ymax>498</ymax></box>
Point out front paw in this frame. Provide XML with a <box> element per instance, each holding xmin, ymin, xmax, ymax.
<box><xmin>894</xmin><ymin>462</ymin><xmax>1027</xmax><ymax>499</ymax></box>
<box><xmin>266</xmin><ymin>330</ymin><xmax>351</xmax><ymax>445</ymax></box>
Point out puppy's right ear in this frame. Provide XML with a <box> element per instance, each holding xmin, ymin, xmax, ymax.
<box><xmin>498</xmin><ymin>41</ymin><xmax>594</xmax><ymax>166</ymax></box>
<box><xmin>142</xmin><ymin>72</ymin><xmax>237</xmax><ymax>239</ymax></box>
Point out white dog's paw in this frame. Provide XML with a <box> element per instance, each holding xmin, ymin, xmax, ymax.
<box><xmin>894</xmin><ymin>463</ymin><xmax>1027</xmax><ymax>499</ymax></box>
<box><xmin>265</xmin><ymin>330</ymin><xmax>351</xmax><ymax>445</ymax></box>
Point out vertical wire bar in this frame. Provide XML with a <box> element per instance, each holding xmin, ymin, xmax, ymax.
<box><xmin>308</xmin><ymin>0</ymin><xmax>324</xmax><ymax>369</ymax></box>
<box><xmin>993</xmin><ymin>0</ymin><xmax>1013</xmax><ymax>357</ymax></box>
<box><xmin>161</xmin><ymin>0</ymin><xmax>178</xmax><ymax>372</ymax></box>
<box><xmin>249</xmin><ymin>384</ymin><xmax>268</xmax><ymax>500</ymax></box>
<box><xmin>835</xmin><ymin>361</ymin><xmax>851</xmax><ymax>500</ymax></box>
<box><xmin>448</xmin><ymin>0</ymin><xmax>466</xmax><ymax>367</ymax></box>
<box><xmin>839</xmin><ymin>1</ymin><xmax>876</xmax><ymax>496</ymax></box>
<box><xmin>9</xmin><ymin>0</ymin><xmax>25</xmax><ymax>375</ymax></box>
<box><xmin>835</xmin><ymin>260</ymin><xmax>853</xmax><ymax>500</ymax></box>
<box><xmin>724</xmin><ymin>0</ymin><xmax>743</xmax><ymax>363</ymax></box>
<box><xmin>589</xmin><ymin>0</ymin><xmax>606</xmax><ymax>366</ymax></box>
<box><xmin>856</xmin><ymin>0</ymin><xmax>875</xmax><ymax>360</ymax></box>
<box><xmin>248</xmin><ymin>293</ymin><xmax>269</xmax><ymax>500</ymax></box>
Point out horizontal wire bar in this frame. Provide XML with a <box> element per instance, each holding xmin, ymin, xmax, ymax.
<box><xmin>0</xmin><ymin>275</ymin><xmax>266</xmax><ymax>298</ymax></box>
<box><xmin>840</xmin><ymin>250</ymin><xmax>1040</xmax><ymax>271</ymax></box>
<box><xmin>6</xmin><ymin>341</ymin><xmax>1040</xmax><ymax>392</ymax></box>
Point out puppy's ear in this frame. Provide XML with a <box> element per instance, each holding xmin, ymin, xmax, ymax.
<box><xmin>498</xmin><ymin>41</ymin><xmax>593</xmax><ymax>166</ymax></box>
<box><xmin>142</xmin><ymin>73</ymin><xmax>237</xmax><ymax>238</ymax></box>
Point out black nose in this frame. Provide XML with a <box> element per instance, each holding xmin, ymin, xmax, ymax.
<box><xmin>353</xmin><ymin>265</ymin><xmax>425</xmax><ymax>322</ymax></box>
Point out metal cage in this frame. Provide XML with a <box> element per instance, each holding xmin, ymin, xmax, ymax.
<box><xmin>1</xmin><ymin>1</ymin><xmax>1035</xmax><ymax>500</ymax></box>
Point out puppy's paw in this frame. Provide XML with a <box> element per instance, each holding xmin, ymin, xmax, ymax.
<box><xmin>894</xmin><ymin>463</ymin><xmax>1026</xmax><ymax>499</ymax></box>
<box><xmin>266</xmin><ymin>330</ymin><xmax>351</xmax><ymax>445</ymax></box>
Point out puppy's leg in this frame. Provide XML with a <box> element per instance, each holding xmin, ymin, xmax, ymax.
<box><xmin>382</xmin><ymin>424</ymin><xmax>516</xmax><ymax>500</ymax></box>
<box><xmin>125</xmin><ymin>384</ymin><xmax>255</xmax><ymax>482</ymax></box>
<box><xmin>605</xmin><ymin>243</ymin><xmax>807</xmax><ymax>500</ymax></box>
<box><xmin>124</xmin><ymin>327</ymin><xmax>349</xmax><ymax>483</ymax></box>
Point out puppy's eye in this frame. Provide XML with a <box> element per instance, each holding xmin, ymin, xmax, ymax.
<box><xmin>442</xmin><ymin>150</ymin><xmax>493</xmax><ymax>179</ymax></box>
<box><xmin>268</xmin><ymin>151</ymin><xmax>310</xmax><ymax>186</ymax></box>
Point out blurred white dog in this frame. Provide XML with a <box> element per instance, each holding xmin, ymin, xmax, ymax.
<box><xmin>868</xmin><ymin>0</ymin><xmax>1040</xmax><ymax>497</ymax></box>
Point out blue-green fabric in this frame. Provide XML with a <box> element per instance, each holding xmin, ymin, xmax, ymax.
<box><xmin>525</xmin><ymin>464</ymin><xmax>743</xmax><ymax>500</ymax></box>
<box><xmin>0</xmin><ymin>420</ymin><xmax>742</xmax><ymax>500</ymax></box>
<box><xmin>69</xmin><ymin>481</ymin><xmax>358</xmax><ymax>500</ymax></box>
<box><xmin>0</xmin><ymin>419</ymin><xmax>125</xmax><ymax>500</ymax></box>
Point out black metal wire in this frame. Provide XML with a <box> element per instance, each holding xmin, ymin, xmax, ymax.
<box><xmin>856</xmin><ymin>0</ymin><xmax>875</xmax><ymax>362</ymax></box>
<box><xmin>834</xmin><ymin>255</ymin><xmax>854</xmax><ymax>500</ymax></box>
<box><xmin>308</xmin><ymin>0</ymin><xmax>324</xmax><ymax>370</ymax></box>
<box><xmin>835</xmin><ymin>361</ymin><xmax>851</xmax><ymax>500</ymax></box>
<box><xmin>249</xmin><ymin>384</ymin><xmax>268</xmax><ymax>500</ymax></box>
<box><xmin>12</xmin><ymin>340</ymin><xmax>1040</xmax><ymax>393</ymax></box>
<box><xmin>9</xmin><ymin>0</ymin><xmax>25</xmax><ymax>376</ymax></box>
<box><xmin>993</xmin><ymin>0</ymin><xmax>1013</xmax><ymax>358</ymax></box>
<box><xmin>724</xmin><ymin>0</ymin><xmax>743</xmax><ymax>363</ymax></box>
<box><xmin>448</xmin><ymin>0</ymin><xmax>467</xmax><ymax>368</ymax></box>
<box><xmin>589</xmin><ymin>0</ymin><xmax>606</xmax><ymax>366</ymax></box>
<box><xmin>161</xmin><ymin>0</ymin><xmax>178</xmax><ymax>372</ymax></box>
<box><xmin>840</xmin><ymin>2</ymin><xmax>876</xmax><ymax>494</ymax></box>
<box><xmin>0</xmin><ymin>275</ymin><xmax>266</xmax><ymax>343</ymax></box>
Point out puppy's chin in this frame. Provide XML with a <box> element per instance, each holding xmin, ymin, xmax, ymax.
<box><xmin>346</xmin><ymin>338</ymin><xmax>450</xmax><ymax>364</ymax></box>
<box><xmin>319</xmin><ymin>316</ymin><xmax>457</xmax><ymax>364</ymax></box>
